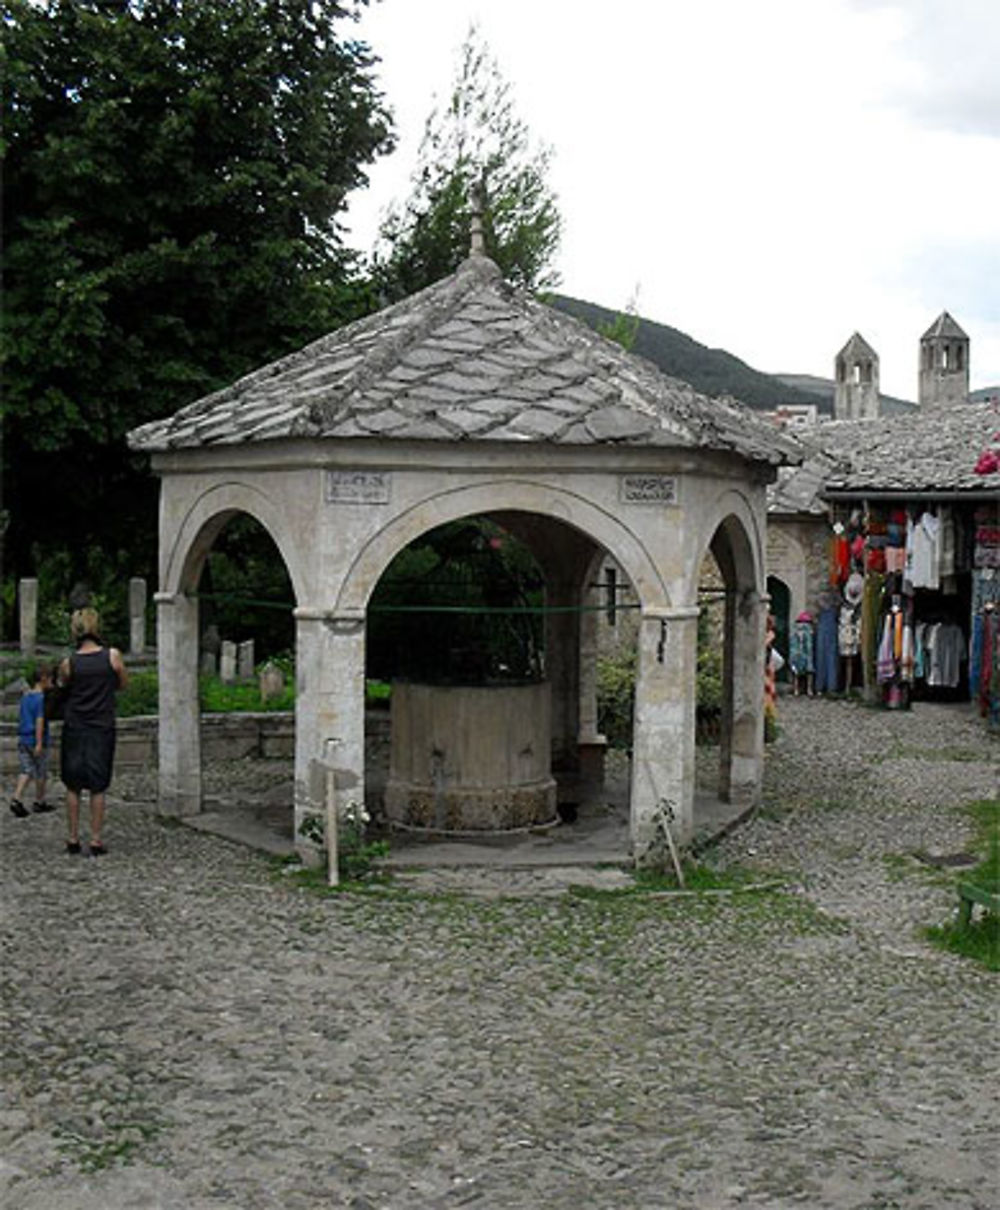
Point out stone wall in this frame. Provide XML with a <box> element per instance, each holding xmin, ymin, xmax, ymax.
<box><xmin>0</xmin><ymin>712</ymin><xmax>296</xmax><ymax>780</ymax></box>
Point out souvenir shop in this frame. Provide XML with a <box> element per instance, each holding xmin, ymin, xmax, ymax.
<box><xmin>789</xmin><ymin>495</ymin><xmax>998</xmax><ymax>720</ymax></box>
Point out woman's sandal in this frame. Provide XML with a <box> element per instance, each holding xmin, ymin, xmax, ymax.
<box><xmin>66</xmin><ymin>841</ymin><xmax>82</xmax><ymax>855</ymax></box>
<box><xmin>88</xmin><ymin>843</ymin><xmax>107</xmax><ymax>857</ymax></box>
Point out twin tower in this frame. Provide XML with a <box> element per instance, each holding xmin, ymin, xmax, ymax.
<box><xmin>833</xmin><ymin>312</ymin><xmax>969</xmax><ymax>420</ymax></box>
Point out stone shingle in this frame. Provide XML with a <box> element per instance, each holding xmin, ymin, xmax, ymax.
<box><xmin>128</xmin><ymin>254</ymin><xmax>802</xmax><ymax>469</ymax></box>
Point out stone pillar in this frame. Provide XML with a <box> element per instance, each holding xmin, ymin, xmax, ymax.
<box><xmin>544</xmin><ymin>584</ymin><xmax>580</xmax><ymax>774</ymax></box>
<box><xmin>720</xmin><ymin>589</ymin><xmax>766</xmax><ymax>805</ymax></box>
<box><xmin>156</xmin><ymin>592</ymin><xmax>202</xmax><ymax>816</ymax></box>
<box><xmin>294</xmin><ymin>608</ymin><xmax>366</xmax><ymax>864</ymax></box>
<box><xmin>128</xmin><ymin>578</ymin><xmax>147</xmax><ymax>657</ymax></box>
<box><xmin>630</xmin><ymin>607</ymin><xmax>699</xmax><ymax>860</ymax></box>
<box><xmin>237</xmin><ymin>639</ymin><xmax>255</xmax><ymax>681</ymax></box>
<box><xmin>219</xmin><ymin>640</ymin><xmax>237</xmax><ymax>684</ymax></box>
<box><xmin>19</xmin><ymin>578</ymin><xmax>38</xmax><ymax>658</ymax></box>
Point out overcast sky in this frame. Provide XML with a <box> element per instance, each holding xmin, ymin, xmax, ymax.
<box><xmin>343</xmin><ymin>0</ymin><xmax>999</xmax><ymax>401</ymax></box>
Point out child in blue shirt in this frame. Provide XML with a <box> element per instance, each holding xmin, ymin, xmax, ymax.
<box><xmin>10</xmin><ymin>663</ymin><xmax>56</xmax><ymax>817</ymax></box>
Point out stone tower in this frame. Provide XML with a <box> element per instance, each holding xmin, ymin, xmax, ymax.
<box><xmin>834</xmin><ymin>332</ymin><xmax>880</xmax><ymax>420</ymax></box>
<box><xmin>919</xmin><ymin>312</ymin><xmax>969</xmax><ymax>410</ymax></box>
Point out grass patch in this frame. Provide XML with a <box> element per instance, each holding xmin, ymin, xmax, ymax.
<box><xmin>272</xmin><ymin>859</ymin><xmax>395</xmax><ymax>896</ymax></box>
<box><xmin>925</xmin><ymin>798</ymin><xmax>999</xmax><ymax>971</ymax></box>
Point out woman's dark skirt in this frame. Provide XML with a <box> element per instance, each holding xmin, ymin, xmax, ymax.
<box><xmin>60</xmin><ymin>725</ymin><xmax>116</xmax><ymax>793</ymax></box>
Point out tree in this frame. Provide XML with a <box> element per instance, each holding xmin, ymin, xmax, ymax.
<box><xmin>373</xmin><ymin>27</ymin><xmax>561</xmax><ymax>301</ymax></box>
<box><xmin>1</xmin><ymin>0</ymin><xmax>394</xmax><ymax>604</ymax></box>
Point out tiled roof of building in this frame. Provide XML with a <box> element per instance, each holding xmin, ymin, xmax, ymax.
<box><xmin>128</xmin><ymin>255</ymin><xmax>802</xmax><ymax>467</ymax></box>
<box><xmin>800</xmin><ymin>399</ymin><xmax>999</xmax><ymax>497</ymax></box>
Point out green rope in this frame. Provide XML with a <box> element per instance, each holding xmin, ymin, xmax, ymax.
<box><xmin>191</xmin><ymin>591</ymin><xmax>643</xmax><ymax>616</ymax></box>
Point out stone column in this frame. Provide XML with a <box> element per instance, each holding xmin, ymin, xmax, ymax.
<box><xmin>19</xmin><ymin>578</ymin><xmax>38</xmax><ymax>658</ymax></box>
<box><xmin>155</xmin><ymin>591</ymin><xmax>202</xmax><ymax>816</ymax></box>
<box><xmin>294</xmin><ymin>608</ymin><xmax>366</xmax><ymax>864</ymax></box>
<box><xmin>732</xmin><ymin>591</ymin><xmax>766</xmax><ymax>805</ymax></box>
<box><xmin>219</xmin><ymin>640</ymin><xmax>237</xmax><ymax>684</ymax></box>
<box><xmin>128</xmin><ymin>577</ymin><xmax>147</xmax><ymax>657</ymax></box>
<box><xmin>630</xmin><ymin>606</ymin><xmax>699</xmax><ymax>860</ymax></box>
<box><xmin>720</xmin><ymin>589</ymin><xmax>766</xmax><ymax>805</ymax></box>
<box><xmin>544</xmin><ymin>584</ymin><xmax>580</xmax><ymax>775</ymax></box>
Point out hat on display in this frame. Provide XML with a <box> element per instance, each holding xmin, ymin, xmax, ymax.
<box><xmin>844</xmin><ymin>572</ymin><xmax>864</xmax><ymax>605</ymax></box>
<box><xmin>795</xmin><ymin>610</ymin><xmax>813</xmax><ymax>623</ymax></box>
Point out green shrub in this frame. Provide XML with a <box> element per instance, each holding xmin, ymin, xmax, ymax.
<box><xmin>117</xmin><ymin>670</ymin><xmax>159</xmax><ymax>717</ymax></box>
<box><xmin>596</xmin><ymin>650</ymin><xmax>635</xmax><ymax>750</ymax></box>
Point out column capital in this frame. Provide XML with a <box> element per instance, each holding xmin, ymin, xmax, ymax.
<box><xmin>294</xmin><ymin>606</ymin><xmax>365</xmax><ymax>633</ymax></box>
<box><xmin>642</xmin><ymin>605</ymin><xmax>700</xmax><ymax>621</ymax></box>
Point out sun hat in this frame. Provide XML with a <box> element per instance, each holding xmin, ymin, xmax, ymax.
<box><xmin>844</xmin><ymin>572</ymin><xmax>864</xmax><ymax>606</ymax></box>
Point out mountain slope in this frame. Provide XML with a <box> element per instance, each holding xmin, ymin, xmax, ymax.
<box><xmin>550</xmin><ymin>295</ymin><xmax>825</xmax><ymax>411</ymax></box>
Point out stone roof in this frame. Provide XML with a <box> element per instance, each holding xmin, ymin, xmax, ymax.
<box><xmin>921</xmin><ymin>311</ymin><xmax>967</xmax><ymax>342</ymax></box>
<box><xmin>801</xmin><ymin>399</ymin><xmax>999</xmax><ymax>498</ymax></box>
<box><xmin>128</xmin><ymin>255</ymin><xmax>802</xmax><ymax>467</ymax></box>
<box><xmin>836</xmin><ymin>331</ymin><xmax>877</xmax><ymax>361</ymax></box>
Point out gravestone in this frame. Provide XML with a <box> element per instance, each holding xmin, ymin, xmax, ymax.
<box><xmin>19</xmin><ymin>579</ymin><xmax>38</xmax><ymax>658</ymax></box>
<box><xmin>129</xmin><ymin>578</ymin><xmax>147</xmax><ymax>656</ymax></box>
<box><xmin>237</xmin><ymin>640</ymin><xmax>255</xmax><ymax>681</ymax></box>
<box><xmin>220</xmin><ymin>641</ymin><xmax>237</xmax><ymax>685</ymax></box>
<box><xmin>259</xmin><ymin>661</ymin><xmax>285</xmax><ymax>703</ymax></box>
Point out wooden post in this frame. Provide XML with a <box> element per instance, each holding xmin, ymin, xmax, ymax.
<box><xmin>325</xmin><ymin>767</ymin><xmax>339</xmax><ymax>888</ymax></box>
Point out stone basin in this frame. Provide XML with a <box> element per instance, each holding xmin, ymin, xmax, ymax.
<box><xmin>384</xmin><ymin>680</ymin><xmax>558</xmax><ymax>832</ymax></box>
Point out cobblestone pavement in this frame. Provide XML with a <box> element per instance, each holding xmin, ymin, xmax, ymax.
<box><xmin>1</xmin><ymin>698</ymin><xmax>997</xmax><ymax>1210</ymax></box>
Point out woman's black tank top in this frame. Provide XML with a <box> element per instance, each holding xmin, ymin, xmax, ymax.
<box><xmin>65</xmin><ymin>648</ymin><xmax>118</xmax><ymax>730</ymax></box>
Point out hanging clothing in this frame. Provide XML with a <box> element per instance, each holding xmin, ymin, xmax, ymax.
<box><xmin>815</xmin><ymin>605</ymin><xmax>840</xmax><ymax>693</ymax></box>
<box><xmin>877</xmin><ymin>615</ymin><xmax>895</xmax><ymax>683</ymax></box>
<box><xmin>909</xmin><ymin>512</ymin><xmax>940</xmax><ymax>589</ymax></box>
<box><xmin>838</xmin><ymin>603</ymin><xmax>861</xmax><ymax>657</ymax></box>
<box><xmin>926</xmin><ymin>622</ymin><xmax>965</xmax><ymax>689</ymax></box>
<box><xmin>789</xmin><ymin>620</ymin><xmax>815</xmax><ymax>675</ymax></box>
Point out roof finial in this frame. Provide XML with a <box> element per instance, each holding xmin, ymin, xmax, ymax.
<box><xmin>469</xmin><ymin>175</ymin><xmax>486</xmax><ymax>257</ymax></box>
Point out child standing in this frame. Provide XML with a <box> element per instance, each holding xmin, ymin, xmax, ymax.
<box><xmin>10</xmin><ymin>663</ymin><xmax>56</xmax><ymax>817</ymax></box>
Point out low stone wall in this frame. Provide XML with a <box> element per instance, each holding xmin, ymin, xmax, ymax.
<box><xmin>1</xmin><ymin>713</ymin><xmax>296</xmax><ymax>779</ymax></box>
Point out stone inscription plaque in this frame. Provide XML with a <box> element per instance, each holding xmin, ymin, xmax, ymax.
<box><xmin>619</xmin><ymin>474</ymin><xmax>678</xmax><ymax>505</ymax></box>
<box><xmin>325</xmin><ymin>470</ymin><xmax>392</xmax><ymax>505</ymax></box>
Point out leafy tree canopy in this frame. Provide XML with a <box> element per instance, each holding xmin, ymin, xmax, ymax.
<box><xmin>373</xmin><ymin>26</ymin><xmax>561</xmax><ymax>301</ymax></box>
<box><xmin>1</xmin><ymin>0</ymin><xmax>394</xmax><ymax>589</ymax></box>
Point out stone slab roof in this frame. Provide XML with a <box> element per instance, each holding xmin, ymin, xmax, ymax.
<box><xmin>921</xmin><ymin>311</ymin><xmax>967</xmax><ymax>342</ymax></box>
<box><xmin>774</xmin><ymin>400</ymin><xmax>999</xmax><ymax>506</ymax></box>
<box><xmin>128</xmin><ymin>255</ymin><xmax>802</xmax><ymax>467</ymax></box>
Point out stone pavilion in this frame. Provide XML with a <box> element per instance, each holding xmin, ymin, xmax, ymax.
<box><xmin>128</xmin><ymin>254</ymin><xmax>800</xmax><ymax>862</ymax></box>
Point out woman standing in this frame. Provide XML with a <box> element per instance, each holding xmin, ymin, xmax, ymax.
<box><xmin>59</xmin><ymin>607</ymin><xmax>128</xmax><ymax>856</ymax></box>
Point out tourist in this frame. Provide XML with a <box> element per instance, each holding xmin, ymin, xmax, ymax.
<box><xmin>59</xmin><ymin>607</ymin><xmax>128</xmax><ymax>856</ymax></box>
<box><xmin>9</xmin><ymin>662</ymin><xmax>56</xmax><ymax>818</ymax></box>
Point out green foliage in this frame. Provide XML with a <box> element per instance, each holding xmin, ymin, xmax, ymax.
<box><xmin>198</xmin><ymin>675</ymin><xmax>295</xmax><ymax>714</ymax></box>
<box><xmin>596</xmin><ymin>649</ymin><xmax>636</xmax><ymax>751</ymax></box>
<box><xmin>366</xmin><ymin>518</ymin><xmax>544</xmax><ymax>683</ymax></box>
<box><xmin>116</xmin><ymin>670</ymin><xmax>159</xmax><ymax>718</ymax></box>
<box><xmin>295</xmin><ymin>805</ymin><xmax>389</xmax><ymax>884</ymax></box>
<box><xmin>596</xmin><ymin>615</ymin><xmax>725</xmax><ymax>751</ymax></box>
<box><xmin>596</xmin><ymin>289</ymin><xmax>641</xmax><ymax>352</ymax></box>
<box><xmin>696</xmin><ymin>608</ymin><xmax>724</xmax><ymax>713</ymax></box>
<box><xmin>373</xmin><ymin>26</ymin><xmax>561</xmax><ymax>299</ymax></box>
<box><xmin>2</xmin><ymin>0</ymin><xmax>393</xmax><ymax>592</ymax></box>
